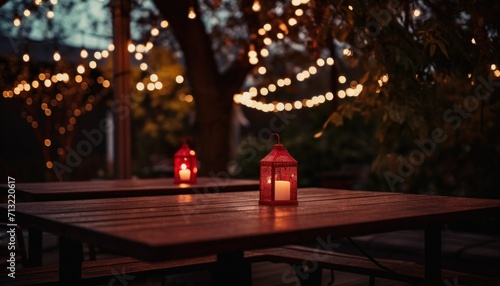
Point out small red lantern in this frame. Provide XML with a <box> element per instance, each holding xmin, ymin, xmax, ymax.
<box><xmin>259</xmin><ymin>134</ymin><xmax>298</xmax><ymax>205</ymax></box>
<box><xmin>174</xmin><ymin>141</ymin><xmax>198</xmax><ymax>184</ymax></box>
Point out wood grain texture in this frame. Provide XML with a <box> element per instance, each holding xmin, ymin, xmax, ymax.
<box><xmin>3</xmin><ymin>188</ymin><xmax>500</xmax><ymax>262</ymax></box>
<box><xmin>7</xmin><ymin>177</ymin><xmax>259</xmax><ymax>201</ymax></box>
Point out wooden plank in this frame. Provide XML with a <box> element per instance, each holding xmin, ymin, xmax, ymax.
<box><xmin>10</xmin><ymin>190</ymin><xmax>500</xmax><ymax>238</ymax></box>
<box><xmin>10</xmin><ymin>189</ymin><xmax>418</xmax><ymax>216</ymax></box>
<box><xmin>32</xmin><ymin>192</ymin><xmax>414</xmax><ymax>223</ymax></box>
<box><xmin>24</xmin><ymin>193</ymin><xmax>497</xmax><ymax>229</ymax></box>
<box><xmin>2</xmin><ymin>189</ymin><xmax>499</xmax><ymax>263</ymax></box>
<box><xmin>9</xmin><ymin>177</ymin><xmax>260</xmax><ymax>202</ymax></box>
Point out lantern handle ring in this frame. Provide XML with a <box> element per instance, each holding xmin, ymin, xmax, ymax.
<box><xmin>272</xmin><ymin>133</ymin><xmax>280</xmax><ymax>144</ymax></box>
<box><xmin>181</xmin><ymin>136</ymin><xmax>193</xmax><ymax>146</ymax></box>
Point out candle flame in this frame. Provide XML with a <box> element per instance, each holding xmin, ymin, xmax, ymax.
<box><xmin>181</xmin><ymin>163</ymin><xmax>187</xmax><ymax>170</ymax></box>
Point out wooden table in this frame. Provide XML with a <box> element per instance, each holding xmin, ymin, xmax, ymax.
<box><xmin>5</xmin><ymin>177</ymin><xmax>259</xmax><ymax>266</ymax></box>
<box><xmin>7</xmin><ymin>177</ymin><xmax>259</xmax><ymax>202</ymax></box>
<box><xmin>4</xmin><ymin>188</ymin><xmax>500</xmax><ymax>285</ymax></box>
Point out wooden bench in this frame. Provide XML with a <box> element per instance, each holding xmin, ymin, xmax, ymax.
<box><xmin>3</xmin><ymin>246</ymin><xmax>499</xmax><ymax>286</ymax></box>
<box><xmin>260</xmin><ymin>245</ymin><xmax>500</xmax><ymax>286</ymax></box>
<box><xmin>0</xmin><ymin>252</ymin><xmax>269</xmax><ymax>286</ymax></box>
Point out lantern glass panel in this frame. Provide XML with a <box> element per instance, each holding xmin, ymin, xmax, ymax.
<box><xmin>174</xmin><ymin>143</ymin><xmax>197</xmax><ymax>184</ymax></box>
<box><xmin>259</xmin><ymin>141</ymin><xmax>298</xmax><ymax>205</ymax></box>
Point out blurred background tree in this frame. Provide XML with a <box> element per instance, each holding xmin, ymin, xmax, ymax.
<box><xmin>1</xmin><ymin>0</ymin><xmax>499</xmax><ymax>199</ymax></box>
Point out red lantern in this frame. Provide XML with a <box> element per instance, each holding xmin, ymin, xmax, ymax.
<box><xmin>174</xmin><ymin>141</ymin><xmax>198</xmax><ymax>184</ymax></box>
<box><xmin>259</xmin><ymin>134</ymin><xmax>298</xmax><ymax>205</ymax></box>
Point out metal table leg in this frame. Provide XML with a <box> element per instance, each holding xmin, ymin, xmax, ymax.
<box><xmin>213</xmin><ymin>250</ymin><xmax>251</xmax><ymax>286</ymax></box>
<box><xmin>27</xmin><ymin>228</ymin><xmax>42</xmax><ymax>267</ymax></box>
<box><xmin>425</xmin><ymin>225</ymin><xmax>441</xmax><ymax>281</ymax></box>
<box><xmin>59</xmin><ymin>236</ymin><xmax>83</xmax><ymax>285</ymax></box>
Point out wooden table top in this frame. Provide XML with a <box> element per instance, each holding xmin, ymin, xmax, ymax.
<box><xmin>6</xmin><ymin>177</ymin><xmax>259</xmax><ymax>201</ymax></box>
<box><xmin>6</xmin><ymin>188</ymin><xmax>500</xmax><ymax>261</ymax></box>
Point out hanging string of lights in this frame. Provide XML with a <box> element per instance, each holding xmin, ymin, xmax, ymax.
<box><xmin>1</xmin><ymin>0</ymin><xmax>116</xmax><ymax>172</ymax></box>
<box><xmin>11</xmin><ymin>0</ymin><xmax>58</xmax><ymax>27</ymax></box>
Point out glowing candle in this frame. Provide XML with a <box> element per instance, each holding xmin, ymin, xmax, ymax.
<box><xmin>275</xmin><ymin>180</ymin><xmax>290</xmax><ymax>200</ymax></box>
<box><xmin>179</xmin><ymin>164</ymin><xmax>191</xmax><ymax>181</ymax></box>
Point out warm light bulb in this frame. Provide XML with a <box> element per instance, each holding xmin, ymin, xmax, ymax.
<box><xmin>53</xmin><ymin>51</ymin><xmax>61</xmax><ymax>61</ymax></box>
<box><xmin>188</xmin><ymin>7</ymin><xmax>196</xmax><ymax>19</ymax></box>
<box><xmin>151</xmin><ymin>27</ymin><xmax>159</xmax><ymax>36</ymax></box>
<box><xmin>80</xmin><ymin>49</ymin><xmax>88</xmax><ymax>58</ymax></box>
<box><xmin>175</xmin><ymin>75</ymin><xmax>184</xmax><ymax>84</ymax></box>
<box><xmin>252</xmin><ymin>0</ymin><xmax>261</xmax><ymax>12</ymax></box>
<box><xmin>47</xmin><ymin>10</ymin><xmax>54</xmax><ymax>19</ymax></box>
<box><xmin>22</xmin><ymin>54</ymin><xmax>30</xmax><ymax>62</ymax></box>
<box><xmin>260</xmin><ymin>48</ymin><xmax>269</xmax><ymax>57</ymax></box>
<box><xmin>13</xmin><ymin>17</ymin><xmax>21</xmax><ymax>26</ymax></box>
<box><xmin>136</xmin><ymin>82</ymin><xmax>145</xmax><ymax>91</ymax></box>
<box><xmin>127</xmin><ymin>43</ymin><xmax>135</xmax><ymax>53</ymax></box>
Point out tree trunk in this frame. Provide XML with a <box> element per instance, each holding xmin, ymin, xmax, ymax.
<box><xmin>154</xmin><ymin>0</ymin><xmax>249</xmax><ymax>175</ymax></box>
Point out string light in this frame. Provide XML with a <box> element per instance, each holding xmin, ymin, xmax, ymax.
<box><xmin>188</xmin><ymin>7</ymin><xmax>196</xmax><ymax>19</ymax></box>
<box><xmin>127</xmin><ymin>43</ymin><xmax>135</xmax><ymax>53</ymax></box>
<box><xmin>47</xmin><ymin>9</ymin><xmax>54</xmax><ymax>19</ymax></box>
<box><xmin>13</xmin><ymin>17</ymin><xmax>21</xmax><ymax>26</ymax></box>
<box><xmin>151</xmin><ymin>27</ymin><xmax>159</xmax><ymax>37</ymax></box>
<box><xmin>234</xmin><ymin>57</ymin><xmax>343</xmax><ymax>112</ymax></box>
<box><xmin>53</xmin><ymin>51</ymin><xmax>61</xmax><ymax>61</ymax></box>
<box><xmin>252</xmin><ymin>0</ymin><xmax>261</xmax><ymax>12</ymax></box>
<box><xmin>80</xmin><ymin>49</ymin><xmax>88</xmax><ymax>58</ymax></box>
